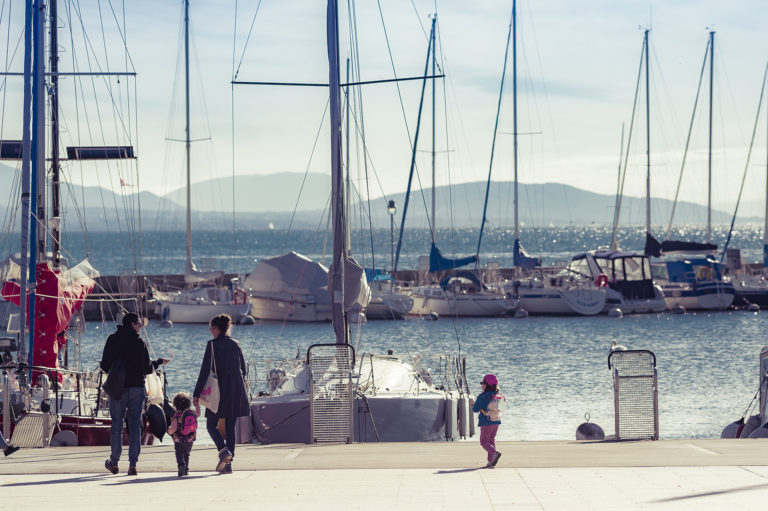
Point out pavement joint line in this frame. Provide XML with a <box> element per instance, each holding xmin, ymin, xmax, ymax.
<box><xmin>683</xmin><ymin>443</ymin><xmax>719</xmax><ymax>455</ymax></box>
<box><xmin>284</xmin><ymin>448</ymin><xmax>304</xmax><ymax>459</ymax></box>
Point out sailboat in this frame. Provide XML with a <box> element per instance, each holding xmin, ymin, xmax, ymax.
<box><xmin>722</xmin><ymin>62</ymin><xmax>768</xmax><ymax>308</ymax></box>
<box><xmin>243</xmin><ymin>3</ymin><xmax>473</xmax><ymax>443</ymax></box>
<box><xmin>0</xmin><ymin>0</ymin><xmax>160</xmax><ymax>446</ymax></box>
<box><xmin>648</xmin><ymin>31</ymin><xmax>734</xmax><ymax>310</ymax></box>
<box><xmin>152</xmin><ymin>0</ymin><xmax>251</xmax><ymax>324</ymax></box>
<box><xmin>402</xmin><ymin>16</ymin><xmax>516</xmax><ymax>318</ymax></box>
<box><xmin>494</xmin><ymin>0</ymin><xmax>606</xmax><ymax>316</ymax></box>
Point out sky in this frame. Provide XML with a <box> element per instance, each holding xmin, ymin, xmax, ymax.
<box><xmin>1</xmin><ymin>0</ymin><xmax>768</xmax><ymax>220</ymax></box>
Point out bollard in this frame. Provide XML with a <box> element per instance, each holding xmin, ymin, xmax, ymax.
<box><xmin>2</xmin><ymin>372</ymin><xmax>9</xmax><ymax>440</ymax></box>
<box><xmin>41</xmin><ymin>374</ymin><xmax>50</xmax><ymax>447</ymax></box>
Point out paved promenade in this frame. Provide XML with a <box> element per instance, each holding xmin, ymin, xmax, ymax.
<box><xmin>2</xmin><ymin>440</ymin><xmax>768</xmax><ymax>510</ymax></box>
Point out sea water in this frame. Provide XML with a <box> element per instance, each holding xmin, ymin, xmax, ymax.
<box><xmin>75</xmin><ymin>310</ymin><xmax>766</xmax><ymax>443</ymax></box>
<box><xmin>58</xmin><ymin>226</ymin><xmax>768</xmax><ymax>442</ymax></box>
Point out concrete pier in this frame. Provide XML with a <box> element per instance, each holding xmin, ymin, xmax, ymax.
<box><xmin>2</xmin><ymin>439</ymin><xmax>768</xmax><ymax>509</ymax></box>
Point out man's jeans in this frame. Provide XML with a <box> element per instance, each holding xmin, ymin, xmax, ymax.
<box><xmin>0</xmin><ymin>430</ymin><xmax>8</xmax><ymax>450</ymax></box>
<box><xmin>108</xmin><ymin>386</ymin><xmax>145</xmax><ymax>466</ymax></box>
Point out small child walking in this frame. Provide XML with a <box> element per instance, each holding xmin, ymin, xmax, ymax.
<box><xmin>472</xmin><ymin>374</ymin><xmax>503</xmax><ymax>468</ymax></box>
<box><xmin>167</xmin><ymin>392</ymin><xmax>198</xmax><ymax>477</ymax></box>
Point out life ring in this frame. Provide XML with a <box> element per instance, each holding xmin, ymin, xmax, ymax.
<box><xmin>594</xmin><ymin>273</ymin><xmax>609</xmax><ymax>287</ymax></box>
<box><xmin>697</xmin><ymin>267</ymin><xmax>713</xmax><ymax>281</ymax></box>
<box><xmin>233</xmin><ymin>290</ymin><xmax>247</xmax><ymax>305</ymax></box>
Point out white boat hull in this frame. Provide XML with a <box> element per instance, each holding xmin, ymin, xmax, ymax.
<box><xmin>159</xmin><ymin>302</ymin><xmax>251</xmax><ymax>323</ymax></box>
<box><xmin>514</xmin><ymin>284</ymin><xmax>606</xmax><ymax>316</ymax></box>
<box><xmin>660</xmin><ymin>282</ymin><xmax>735</xmax><ymax>310</ymax></box>
<box><xmin>248</xmin><ymin>296</ymin><xmax>332</xmax><ymax>322</ymax></box>
<box><xmin>604</xmin><ymin>287</ymin><xmax>667</xmax><ymax>314</ymax></box>
<box><xmin>409</xmin><ymin>288</ymin><xmax>516</xmax><ymax>317</ymax></box>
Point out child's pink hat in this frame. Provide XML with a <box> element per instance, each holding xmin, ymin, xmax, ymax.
<box><xmin>483</xmin><ymin>374</ymin><xmax>498</xmax><ymax>386</ymax></box>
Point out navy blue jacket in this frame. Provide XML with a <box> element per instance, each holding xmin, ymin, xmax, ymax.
<box><xmin>100</xmin><ymin>325</ymin><xmax>161</xmax><ymax>388</ymax></box>
<box><xmin>193</xmin><ymin>335</ymin><xmax>250</xmax><ymax>419</ymax></box>
<box><xmin>472</xmin><ymin>390</ymin><xmax>502</xmax><ymax>427</ymax></box>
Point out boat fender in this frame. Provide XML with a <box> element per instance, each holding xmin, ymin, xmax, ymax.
<box><xmin>145</xmin><ymin>403</ymin><xmax>167</xmax><ymax>441</ymax></box>
<box><xmin>576</xmin><ymin>422</ymin><xmax>605</xmax><ymax>441</ymax></box>
<box><xmin>748</xmin><ymin>422</ymin><xmax>768</xmax><ymax>438</ymax></box>
<box><xmin>608</xmin><ymin>308</ymin><xmax>623</xmax><ymax>318</ymax></box>
<box><xmin>514</xmin><ymin>308</ymin><xmax>528</xmax><ymax>318</ymax></box>
<box><xmin>748</xmin><ymin>303</ymin><xmax>760</xmax><ymax>312</ymax></box>
<box><xmin>444</xmin><ymin>396</ymin><xmax>458</xmax><ymax>441</ymax></box>
<box><xmin>458</xmin><ymin>396</ymin><xmax>469</xmax><ymax>438</ymax></box>
<box><xmin>238</xmin><ymin>315</ymin><xmax>256</xmax><ymax>325</ymax></box>
<box><xmin>672</xmin><ymin>305</ymin><xmax>686</xmax><ymax>315</ymax></box>
<box><xmin>595</xmin><ymin>274</ymin><xmax>608</xmax><ymax>287</ymax></box>
<box><xmin>425</xmin><ymin>312</ymin><xmax>439</xmax><ymax>321</ymax></box>
<box><xmin>159</xmin><ymin>320</ymin><xmax>173</xmax><ymax>328</ymax></box>
<box><xmin>740</xmin><ymin>414</ymin><xmax>761</xmax><ymax>438</ymax></box>
<box><xmin>720</xmin><ymin>417</ymin><xmax>745</xmax><ymax>439</ymax></box>
<box><xmin>50</xmin><ymin>430</ymin><xmax>79</xmax><ymax>447</ymax></box>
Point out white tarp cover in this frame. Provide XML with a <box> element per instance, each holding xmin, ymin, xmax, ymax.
<box><xmin>244</xmin><ymin>252</ymin><xmax>330</xmax><ymax>304</ymax></box>
<box><xmin>184</xmin><ymin>259</ymin><xmax>224</xmax><ymax>284</ymax></box>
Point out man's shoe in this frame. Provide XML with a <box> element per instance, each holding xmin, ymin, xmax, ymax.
<box><xmin>220</xmin><ymin>462</ymin><xmax>232</xmax><ymax>474</ymax></box>
<box><xmin>491</xmin><ymin>451</ymin><xmax>502</xmax><ymax>467</ymax></box>
<box><xmin>184</xmin><ymin>466</ymin><xmax>189</xmax><ymax>476</ymax></box>
<box><xmin>178</xmin><ymin>465</ymin><xmax>186</xmax><ymax>477</ymax></box>
<box><xmin>216</xmin><ymin>448</ymin><xmax>233</xmax><ymax>472</ymax></box>
<box><xmin>127</xmin><ymin>465</ymin><xmax>138</xmax><ymax>476</ymax></box>
<box><xmin>3</xmin><ymin>445</ymin><xmax>19</xmax><ymax>457</ymax></box>
<box><xmin>104</xmin><ymin>459</ymin><xmax>119</xmax><ymax>475</ymax></box>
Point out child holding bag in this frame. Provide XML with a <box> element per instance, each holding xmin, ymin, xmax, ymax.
<box><xmin>472</xmin><ymin>374</ymin><xmax>504</xmax><ymax>468</ymax></box>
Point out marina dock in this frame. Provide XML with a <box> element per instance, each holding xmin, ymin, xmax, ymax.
<box><xmin>2</xmin><ymin>439</ymin><xmax>768</xmax><ymax>509</ymax></box>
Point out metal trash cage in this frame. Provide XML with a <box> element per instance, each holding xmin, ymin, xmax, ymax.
<box><xmin>608</xmin><ymin>349</ymin><xmax>659</xmax><ymax>440</ymax></box>
<box><xmin>307</xmin><ymin>343</ymin><xmax>355</xmax><ymax>444</ymax></box>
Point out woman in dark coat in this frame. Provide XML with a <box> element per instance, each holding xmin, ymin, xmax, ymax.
<box><xmin>193</xmin><ymin>314</ymin><xmax>250</xmax><ymax>474</ymax></box>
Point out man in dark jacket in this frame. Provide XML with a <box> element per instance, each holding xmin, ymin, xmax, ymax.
<box><xmin>100</xmin><ymin>313</ymin><xmax>166</xmax><ymax>476</ymax></box>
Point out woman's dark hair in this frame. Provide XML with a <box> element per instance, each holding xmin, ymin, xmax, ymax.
<box><xmin>482</xmin><ymin>381</ymin><xmax>499</xmax><ymax>393</ymax></box>
<box><xmin>210</xmin><ymin>313</ymin><xmax>232</xmax><ymax>335</ymax></box>
<box><xmin>122</xmin><ymin>312</ymin><xmax>139</xmax><ymax>328</ymax></box>
<box><xmin>173</xmin><ymin>392</ymin><xmax>192</xmax><ymax>411</ymax></box>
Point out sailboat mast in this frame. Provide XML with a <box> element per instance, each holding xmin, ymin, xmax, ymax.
<box><xmin>345</xmin><ymin>58</ymin><xmax>351</xmax><ymax>252</ymax></box>
<box><xmin>644</xmin><ymin>29</ymin><xmax>651</xmax><ymax>237</ymax></box>
<box><xmin>431</xmin><ymin>17</ymin><xmax>436</xmax><ymax>244</ymax></box>
<box><xmin>327</xmin><ymin>0</ymin><xmax>347</xmax><ymax>344</ymax></box>
<box><xmin>513</xmin><ymin>0</ymin><xmax>519</xmax><ymax>243</ymax></box>
<box><xmin>28</xmin><ymin>0</ymin><xmax>46</xmax><ymax>364</ymax></box>
<box><xmin>707</xmin><ymin>30</ymin><xmax>714</xmax><ymax>244</ymax></box>
<box><xmin>18</xmin><ymin>0</ymin><xmax>34</xmax><ymax>365</ymax></box>
<box><xmin>765</xmin><ymin>67</ymin><xmax>768</xmax><ymax>268</ymax></box>
<box><xmin>610</xmin><ymin>123</ymin><xmax>625</xmax><ymax>251</ymax></box>
<box><xmin>184</xmin><ymin>0</ymin><xmax>192</xmax><ymax>268</ymax></box>
<box><xmin>50</xmin><ymin>0</ymin><xmax>61</xmax><ymax>269</ymax></box>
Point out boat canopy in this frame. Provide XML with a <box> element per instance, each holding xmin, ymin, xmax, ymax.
<box><xmin>244</xmin><ymin>252</ymin><xmax>331</xmax><ymax>304</ymax></box>
<box><xmin>439</xmin><ymin>271</ymin><xmax>484</xmax><ymax>292</ymax></box>
<box><xmin>429</xmin><ymin>243</ymin><xmax>478</xmax><ymax>273</ymax></box>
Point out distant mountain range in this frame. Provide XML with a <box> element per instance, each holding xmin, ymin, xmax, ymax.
<box><xmin>0</xmin><ymin>165</ymin><xmax>762</xmax><ymax>230</ymax></box>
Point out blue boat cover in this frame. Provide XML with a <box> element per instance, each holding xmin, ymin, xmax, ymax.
<box><xmin>429</xmin><ymin>243</ymin><xmax>478</xmax><ymax>272</ymax></box>
<box><xmin>764</xmin><ymin>244</ymin><xmax>768</xmax><ymax>268</ymax></box>
<box><xmin>364</xmin><ymin>268</ymin><xmax>394</xmax><ymax>282</ymax></box>
<box><xmin>439</xmin><ymin>270</ymin><xmax>484</xmax><ymax>291</ymax></box>
<box><xmin>513</xmin><ymin>239</ymin><xmax>541</xmax><ymax>269</ymax></box>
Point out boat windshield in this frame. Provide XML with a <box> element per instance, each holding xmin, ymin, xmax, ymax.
<box><xmin>595</xmin><ymin>256</ymin><xmax>651</xmax><ymax>282</ymax></box>
<box><xmin>564</xmin><ymin>258</ymin><xmax>592</xmax><ymax>278</ymax></box>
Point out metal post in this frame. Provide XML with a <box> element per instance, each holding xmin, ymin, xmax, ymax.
<box><xmin>42</xmin><ymin>374</ymin><xmax>49</xmax><ymax>447</ymax></box>
<box><xmin>2</xmin><ymin>373</ymin><xmax>9</xmax><ymax>440</ymax></box>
